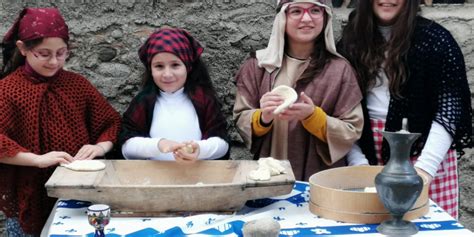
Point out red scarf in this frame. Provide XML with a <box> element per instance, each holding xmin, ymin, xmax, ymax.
<box><xmin>3</xmin><ymin>7</ymin><xmax>69</xmax><ymax>43</ymax></box>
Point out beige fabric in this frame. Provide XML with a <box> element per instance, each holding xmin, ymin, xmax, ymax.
<box><xmin>256</xmin><ymin>0</ymin><xmax>342</xmax><ymax>73</ymax></box>
<box><xmin>322</xmin><ymin>104</ymin><xmax>363</xmax><ymax>165</ymax></box>
<box><xmin>270</xmin><ymin>55</ymin><xmax>310</xmax><ymax>160</ymax></box>
<box><xmin>233</xmin><ymin>91</ymin><xmax>255</xmax><ymax>149</ymax></box>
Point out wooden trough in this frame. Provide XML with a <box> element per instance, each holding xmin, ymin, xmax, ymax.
<box><xmin>45</xmin><ymin>160</ymin><xmax>295</xmax><ymax>215</ymax></box>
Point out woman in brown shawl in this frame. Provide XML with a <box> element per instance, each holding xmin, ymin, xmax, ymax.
<box><xmin>233</xmin><ymin>0</ymin><xmax>364</xmax><ymax>181</ymax></box>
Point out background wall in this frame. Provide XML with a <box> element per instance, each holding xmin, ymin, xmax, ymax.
<box><xmin>0</xmin><ymin>1</ymin><xmax>472</xmax><ymax>233</ymax></box>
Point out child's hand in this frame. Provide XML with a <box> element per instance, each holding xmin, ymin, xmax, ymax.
<box><xmin>74</xmin><ymin>144</ymin><xmax>105</xmax><ymax>160</ymax></box>
<box><xmin>174</xmin><ymin>141</ymin><xmax>200</xmax><ymax>164</ymax></box>
<box><xmin>158</xmin><ymin>139</ymin><xmax>182</xmax><ymax>153</ymax></box>
<box><xmin>259</xmin><ymin>92</ymin><xmax>284</xmax><ymax>124</ymax></box>
<box><xmin>278</xmin><ymin>92</ymin><xmax>314</xmax><ymax>121</ymax></box>
<box><xmin>36</xmin><ymin>151</ymin><xmax>74</xmax><ymax>168</ymax></box>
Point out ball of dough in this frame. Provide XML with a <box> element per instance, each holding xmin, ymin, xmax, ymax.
<box><xmin>179</xmin><ymin>144</ymin><xmax>194</xmax><ymax>154</ymax></box>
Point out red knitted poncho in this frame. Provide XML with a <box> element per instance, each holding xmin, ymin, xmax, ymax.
<box><xmin>0</xmin><ymin>67</ymin><xmax>121</xmax><ymax>234</ymax></box>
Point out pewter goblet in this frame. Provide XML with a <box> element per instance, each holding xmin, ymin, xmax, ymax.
<box><xmin>87</xmin><ymin>204</ymin><xmax>111</xmax><ymax>237</ymax></box>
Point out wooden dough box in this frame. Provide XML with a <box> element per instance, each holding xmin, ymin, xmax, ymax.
<box><xmin>45</xmin><ymin>160</ymin><xmax>295</xmax><ymax>215</ymax></box>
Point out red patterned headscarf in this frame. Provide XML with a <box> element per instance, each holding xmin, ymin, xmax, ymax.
<box><xmin>138</xmin><ymin>28</ymin><xmax>203</xmax><ymax>72</ymax></box>
<box><xmin>2</xmin><ymin>8</ymin><xmax>69</xmax><ymax>44</ymax></box>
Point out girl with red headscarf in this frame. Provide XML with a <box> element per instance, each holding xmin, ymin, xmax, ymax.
<box><xmin>118</xmin><ymin>28</ymin><xmax>229</xmax><ymax>162</ymax></box>
<box><xmin>0</xmin><ymin>8</ymin><xmax>121</xmax><ymax>235</ymax></box>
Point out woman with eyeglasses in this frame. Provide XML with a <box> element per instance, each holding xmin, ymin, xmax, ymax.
<box><xmin>233</xmin><ymin>0</ymin><xmax>364</xmax><ymax>181</ymax></box>
<box><xmin>338</xmin><ymin>0</ymin><xmax>472</xmax><ymax>218</ymax></box>
<box><xmin>0</xmin><ymin>8</ymin><xmax>121</xmax><ymax>236</ymax></box>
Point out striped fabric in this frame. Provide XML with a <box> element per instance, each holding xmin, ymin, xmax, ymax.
<box><xmin>370</xmin><ymin>119</ymin><xmax>458</xmax><ymax>219</ymax></box>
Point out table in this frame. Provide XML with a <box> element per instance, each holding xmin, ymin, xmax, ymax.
<box><xmin>42</xmin><ymin>181</ymin><xmax>473</xmax><ymax>236</ymax></box>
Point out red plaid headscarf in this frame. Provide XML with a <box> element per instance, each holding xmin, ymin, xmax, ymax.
<box><xmin>138</xmin><ymin>28</ymin><xmax>204</xmax><ymax>72</ymax></box>
<box><xmin>3</xmin><ymin>8</ymin><xmax>69</xmax><ymax>44</ymax></box>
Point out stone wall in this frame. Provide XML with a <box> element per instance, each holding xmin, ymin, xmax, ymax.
<box><xmin>0</xmin><ymin>1</ymin><xmax>472</xmax><ymax>233</ymax></box>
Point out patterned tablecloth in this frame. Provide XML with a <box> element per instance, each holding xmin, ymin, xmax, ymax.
<box><xmin>42</xmin><ymin>181</ymin><xmax>473</xmax><ymax>237</ymax></box>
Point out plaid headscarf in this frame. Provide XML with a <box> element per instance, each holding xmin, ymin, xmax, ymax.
<box><xmin>138</xmin><ymin>28</ymin><xmax>204</xmax><ymax>72</ymax></box>
<box><xmin>3</xmin><ymin>8</ymin><xmax>69</xmax><ymax>44</ymax></box>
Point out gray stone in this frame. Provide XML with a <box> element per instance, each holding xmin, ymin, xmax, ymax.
<box><xmin>243</xmin><ymin>218</ymin><xmax>281</xmax><ymax>237</ymax></box>
<box><xmin>96</xmin><ymin>63</ymin><xmax>131</xmax><ymax>78</ymax></box>
<box><xmin>98</xmin><ymin>47</ymin><xmax>118</xmax><ymax>62</ymax></box>
<box><xmin>111</xmin><ymin>29</ymin><xmax>123</xmax><ymax>39</ymax></box>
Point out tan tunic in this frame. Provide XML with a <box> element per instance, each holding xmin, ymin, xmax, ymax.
<box><xmin>233</xmin><ymin>56</ymin><xmax>363</xmax><ymax>181</ymax></box>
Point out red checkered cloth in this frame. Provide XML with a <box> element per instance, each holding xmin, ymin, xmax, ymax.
<box><xmin>370</xmin><ymin>119</ymin><xmax>458</xmax><ymax>219</ymax></box>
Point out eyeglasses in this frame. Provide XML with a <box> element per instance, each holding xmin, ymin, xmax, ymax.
<box><xmin>286</xmin><ymin>6</ymin><xmax>324</xmax><ymax>20</ymax></box>
<box><xmin>31</xmin><ymin>48</ymin><xmax>70</xmax><ymax>61</ymax></box>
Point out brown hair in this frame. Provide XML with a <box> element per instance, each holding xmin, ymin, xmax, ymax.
<box><xmin>141</xmin><ymin>57</ymin><xmax>218</xmax><ymax>100</ymax></box>
<box><xmin>1</xmin><ymin>38</ymin><xmax>43</xmax><ymax>79</ymax></box>
<box><xmin>338</xmin><ymin>0</ymin><xmax>421</xmax><ymax>97</ymax></box>
<box><xmin>296</xmin><ymin>14</ymin><xmax>335</xmax><ymax>82</ymax></box>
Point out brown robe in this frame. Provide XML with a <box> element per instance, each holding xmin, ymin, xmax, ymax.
<box><xmin>233</xmin><ymin>56</ymin><xmax>363</xmax><ymax>181</ymax></box>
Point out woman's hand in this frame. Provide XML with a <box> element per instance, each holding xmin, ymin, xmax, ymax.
<box><xmin>174</xmin><ymin>141</ymin><xmax>200</xmax><ymax>164</ymax></box>
<box><xmin>36</xmin><ymin>151</ymin><xmax>74</xmax><ymax>168</ymax></box>
<box><xmin>278</xmin><ymin>92</ymin><xmax>314</xmax><ymax>121</ymax></box>
<box><xmin>259</xmin><ymin>92</ymin><xmax>284</xmax><ymax>124</ymax></box>
<box><xmin>74</xmin><ymin>144</ymin><xmax>106</xmax><ymax>160</ymax></box>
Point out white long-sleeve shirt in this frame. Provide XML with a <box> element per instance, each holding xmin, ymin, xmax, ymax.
<box><xmin>347</xmin><ymin>25</ymin><xmax>453</xmax><ymax>178</ymax></box>
<box><xmin>346</xmin><ymin>70</ymin><xmax>453</xmax><ymax>177</ymax></box>
<box><xmin>122</xmin><ymin>88</ymin><xmax>228</xmax><ymax>160</ymax></box>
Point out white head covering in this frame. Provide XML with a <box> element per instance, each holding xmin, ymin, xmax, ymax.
<box><xmin>256</xmin><ymin>0</ymin><xmax>343</xmax><ymax>73</ymax></box>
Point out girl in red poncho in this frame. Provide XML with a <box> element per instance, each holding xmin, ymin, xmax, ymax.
<box><xmin>0</xmin><ymin>8</ymin><xmax>121</xmax><ymax>235</ymax></box>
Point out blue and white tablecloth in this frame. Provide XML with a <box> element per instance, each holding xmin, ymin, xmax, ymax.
<box><xmin>43</xmin><ymin>181</ymin><xmax>473</xmax><ymax>236</ymax></box>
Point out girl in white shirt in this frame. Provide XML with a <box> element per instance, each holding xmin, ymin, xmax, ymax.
<box><xmin>119</xmin><ymin>28</ymin><xmax>229</xmax><ymax>163</ymax></box>
<box><xmin>338</xmin><ymin>0</ymin><xmax>472</xmax><ymax>218</ymax></box>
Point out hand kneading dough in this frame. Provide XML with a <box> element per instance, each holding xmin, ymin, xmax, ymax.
<box><xmin>179</xmin><ymin>144</ymin><xmax>194</xmax><ymax>154</ymax></box>
<box><xmin>61</xmin><ymin>160</ymin><xmax>106</xmax><ymax>171</ymax></box>
<box><xmin>271</xmin><ymin>85</ymin><xmax>298</xmax><ymax>114</ymax></box>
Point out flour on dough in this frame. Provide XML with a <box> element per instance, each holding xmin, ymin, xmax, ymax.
<box><xmin>61</xmin><ymin>160</ymin><xmax>106</xmax><ymax>171</ymax></box>
<box><xmin>248</xmin><ymin>157</ymin><xmax>286</xmax><ymax>181</ymax></box>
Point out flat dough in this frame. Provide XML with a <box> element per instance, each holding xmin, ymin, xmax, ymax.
<box><xmin>61</xmin><ymin>160</ymin><xmax>106</xmax><ymax>171</ymax></box>
<box><xmin>271</xmin><ymin>85</ymin><xmax>298</xmax><ymax>114</ymax></box>
<box><xmin>364</xmin><ymin>187</ymin><xmax>377</xmax><ymax>193</ymax></box>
